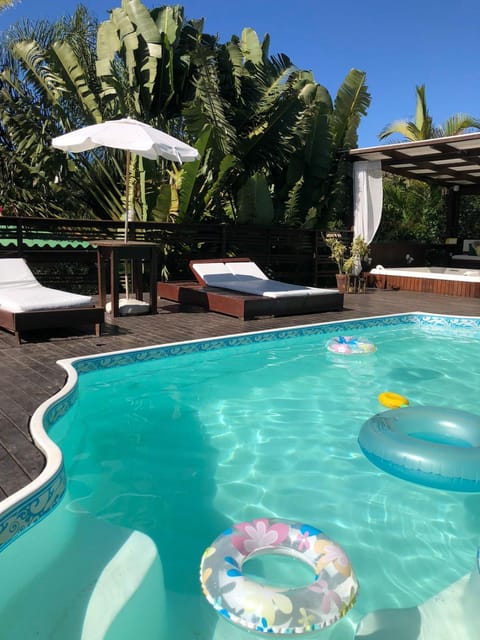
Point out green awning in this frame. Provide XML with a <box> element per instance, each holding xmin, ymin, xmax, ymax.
<box><xmin>0</xmin><ymin>238</ymin><xmax>92</xmax><ymax>249</ymax></box>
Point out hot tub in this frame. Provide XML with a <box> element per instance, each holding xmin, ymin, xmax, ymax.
<box><xmin>369</xmin><ymin>266</ymin><xmax>480</xmax><ymax>297</ymax></box>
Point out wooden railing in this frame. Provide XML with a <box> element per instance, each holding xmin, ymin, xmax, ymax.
<box><xmin>0</xmin><ymin>216</ymin><xmax>351</xmax><ymax>292</ymax></box>
<box><xmin>0</xmin><ymin>216</ymin><xmax>447</xmax><ymax>295</ymax></box>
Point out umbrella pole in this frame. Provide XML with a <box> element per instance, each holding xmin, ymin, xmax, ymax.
<box><xmin>124</xmin><ymin>150</ymin><xmax>131</xmax><ymax>243</ymax></box>
<box><xmin>124</xmin><ymin>150</ymin><xmax>131</xmax><ymax>298</ymax></box>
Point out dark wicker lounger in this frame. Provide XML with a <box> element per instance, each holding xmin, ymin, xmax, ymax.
<box><xmin>158</xmin><ymin>258</ymin><xmax>343</xmax><ymax>320</ymax></box>
<box><xmin>0</xmin><ymin>306</ymin><xmax>104</xmax><ymax>344</ymax></box>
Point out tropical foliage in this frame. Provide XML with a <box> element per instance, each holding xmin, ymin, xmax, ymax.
<box><xmin>323</xmin><ymin>233</ymin><xmax>370</xmax><ymax>274</ymax></box>
<box><xmin>379</xmin><ymin>84</ymin><xmax>480</xmax><ymax>142</ymax></box>
<box><xmin>377</xmin><ymin>174</ymin><xmax>446</xmax><ymax>242</ymax></box>
<box><xmin>376</xmin><ymin>84</ymin><xmax>480</xmax><ymax>242</ymax></box>
<box><xmin>0</xmin><ymin>0</ymin><xmax>370</xmax><ymax>227</ymax></box>
<box><xmin>457</xmin><ymin>195</ymin><xmax>480</xmax><ymax>238</ymax></box>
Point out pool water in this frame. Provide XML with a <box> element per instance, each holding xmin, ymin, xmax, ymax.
<box><xmin>1</xmin><ymin>316</ymin><xmax>480</xmax><ymax>639</ymax></box>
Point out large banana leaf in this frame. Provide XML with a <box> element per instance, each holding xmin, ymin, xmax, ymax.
<box><xmin>332</xmin><ymin>68</ymin><xmax>370</xmax><ymax>149</ymax></box>
<box><xmin>152</xmin><ymin>4</ymin><xmax>182</xmax><ymax>45</ymax></box>
<box><xmin>123</xmin><ymin>0</ymin><xmax>162</xmax><ymax>43</ymax></box>
<box><xmin>178</xmin><ymin>126</ymin><xmax>209</xmax><ymax>219</ymax></box>
<box><xmin>240</xmin><ymin>28</ymin><xmax>264</xmax><ymax>66</ymax></box>
<box><xmin>300</xmin><ymin>83</ymin><xmax>333</xmax><ymax>178</ymax></box>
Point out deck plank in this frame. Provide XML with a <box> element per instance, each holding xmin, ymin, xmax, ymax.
<box><xmin>0</xmin><ymin>288</ymin><xmax>478</xmax><ymax>498</ymax></box>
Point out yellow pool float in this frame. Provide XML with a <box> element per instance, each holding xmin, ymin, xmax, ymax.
<box><xmin>378</xmin><ymin>391</ymin><xmax>409</xmax><ymax>409</ymax></box>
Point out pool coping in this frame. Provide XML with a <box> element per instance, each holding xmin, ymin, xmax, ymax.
<box><xmin>1</xmin><ymin>311</ymin><xmax>480</xmax><ymax>551</ymax></box>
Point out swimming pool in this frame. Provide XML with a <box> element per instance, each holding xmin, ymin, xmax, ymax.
<box><xmin>0</xmin><ymin>313</ymin><xmax>480</xmax><ymax>639</ymax></box>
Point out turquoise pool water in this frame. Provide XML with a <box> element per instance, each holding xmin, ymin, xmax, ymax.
<box><xmin>0</xmin><ymin>314</ymin><xmax>479</xmax><ymax>639</ymax></box>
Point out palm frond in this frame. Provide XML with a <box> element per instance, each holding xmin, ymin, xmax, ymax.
<box><xmin>379</xmin><ymin>120</ymin><xmax>420</xmax><ymax>141</ymax></box>
<box><xmin>440</xmin><ymin>114</ymin><xmax>480</xmax><ymax>137</ymax></box>
<box><xmin>12</xmin><ymin>40</ymin><xmax>64</xmax><ymax>104</ymax></box>
<box><xmin>414</xmin><ymin>84</ymin><xmax>430</xmax><ymax>133</ymax></box>
<box><xmin>283</xmin><ymin>176</ymin><xmax>305</xmax><ymax>226</ymax></box>
<box><xmin>184</xmin><ymin>51</ymin><xmax>238</xmax><ymax>156</ymax></box>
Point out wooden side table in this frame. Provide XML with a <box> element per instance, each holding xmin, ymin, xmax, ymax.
<box><xmin>95</xmin><ymin>241</ymin><xmax>159</xmax><ymax>317</ymax></box>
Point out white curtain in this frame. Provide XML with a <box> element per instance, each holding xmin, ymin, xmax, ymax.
<box><xmin>353</xmin><ymin>160</ymin><xmax>383</xmax><ymax>244</ymax></box>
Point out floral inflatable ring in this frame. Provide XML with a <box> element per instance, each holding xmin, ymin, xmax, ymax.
<box><xmin>199</xmin><ymin>518</ymin><xmax>358</xmax><ymax>635</ymax></box>
<box><xmin>327</xmin><ymin>336</ymin><xmax>376</xmax><ymax>355</ymax></box>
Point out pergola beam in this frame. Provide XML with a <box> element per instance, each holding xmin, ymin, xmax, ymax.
<box><xmin>349</xmin><ymin>132</ymin><xmax>480</xmax><ymax>193</ymax></box>
<box><xmin>349</xmin><ymin>132</ymin><xmax>480</xmax><ymax>238</ymax></box>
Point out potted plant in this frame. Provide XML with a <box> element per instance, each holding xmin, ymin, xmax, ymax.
<box><xmin>346</xmin><ymin>235</ymin><xmax>371</xmax><ymax>276</ymax></box>
<box><xmin>324</xmin><ymin>233</ymin><xmax>371</xmax><ymax>292</ymax></box>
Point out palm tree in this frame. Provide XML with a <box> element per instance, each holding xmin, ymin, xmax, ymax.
<box><xmin>379</xmin><ymin>84</ymin><xmax>480</xmax><ymax>141</ymax></box>
<box><xmin>376</xmin><ymin>84</ymin><xmax>480</xmax><ymax>244</ymax></box>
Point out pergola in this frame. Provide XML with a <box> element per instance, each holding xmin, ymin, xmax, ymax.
<box><xmin>349</xmin><ymin>132</ymin><xmax>480</xmax><ymax>237</ymax></box>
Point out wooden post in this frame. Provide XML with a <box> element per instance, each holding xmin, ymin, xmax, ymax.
<box><xmin>446</xmin><ymin>186</ymin><xmax>460</xmax><ymax>238</ymax></box>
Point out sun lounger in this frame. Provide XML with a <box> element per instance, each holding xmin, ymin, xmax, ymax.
<box><xmin>0</xmin><ymin>258</ymin><xmax>104</xmax><ymax>343</ymax></box>
<box><xmin>191</xmin><ymin>260</ymin><xmax>330</xmax><ymax>297</ymax></box>
<box><xmin>157</xmin><ymin>258</ymin><xmax>343</xmax><ymax>319</ymax></box>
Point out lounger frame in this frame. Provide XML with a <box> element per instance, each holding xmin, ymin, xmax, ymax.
<box><xmin>158</xmin><ymin>258</ymin><xmax>343</xmax><ymax>320</ymax></box>
<box><xmin>0</xmin><ymin>306</ymin><xmax>104</xmax><ymax>344</ymax></box>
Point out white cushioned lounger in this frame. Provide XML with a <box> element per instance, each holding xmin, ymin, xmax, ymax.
<box><xmin>191</xmin><ymin>260</ymin><xmax>337</xmax><ymax>298</ymax></box>
<box><xmin>0</xmin><ymin>258</ymin><xmax>93</xmax><ymax>312</ymax></box>
<box><xmin>161</xmin><ymin>257</ymin><xmax>344</xmax><ymax>319</ymax></box>
<box><xmin>0</xmin><ymin>258</ymin><xmax>104</xmax><ymax>342</ymax></box>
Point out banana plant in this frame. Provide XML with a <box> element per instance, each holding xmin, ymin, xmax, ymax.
<box><xmin>182</xmin><ymin>27</ymin><xmax>310</xmax><ymax>222</ymax></box>
<box><xmin>94</xmin><ymin>0</ymin><xmax>204</xmax><ymax>218</ymax></box>
<box><xmin>283</xmin><ymin>68</ymin><xmax>370</xmax><ymax>228</ymax></box>
<box><xmin>0</xmin><ymin>1</ymin><xmax>371</xmax><ymax>228</ymax></box>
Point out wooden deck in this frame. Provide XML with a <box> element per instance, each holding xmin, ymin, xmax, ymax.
<box><xmin>0</xmin><ymin>288</ymin><xmax>478</xmax><ymax>500</ymax></box>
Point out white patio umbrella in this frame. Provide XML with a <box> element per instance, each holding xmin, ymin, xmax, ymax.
<box><xmin>52</xmin><ymin>117</ymin><xmax>200</xmax><ymax>313</ymax></box>
<box><xmin>52</xmin><ymin>117</ymin><xmax>200</xmax><ymax>241</ymax></box>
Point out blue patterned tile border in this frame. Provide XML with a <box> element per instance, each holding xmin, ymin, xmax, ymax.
<box><xmin>0</xmin><ymin>312</ymin><xmax>478</xmax><ymax>552</ymax></box>
<box><xmin>0</xmin><ymin>384</ymin><xmax>78</xmax><ymax>551</ymax></box>
<box><xmin>43</xmin><ymin>383</ymin><xmax>78</xmax><ymax>430</ymax></box>
<box><xmin>0</xmin><ymin>465</ymin><xmax>65</xmax><ymax>551</ymax></box>
<box><xmin>70</xmin><ymin>312</ymin><xmax>480</xmax><ymax>374</ymax></box>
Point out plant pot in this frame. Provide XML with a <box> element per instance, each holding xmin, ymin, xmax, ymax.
<box><xmin>335</xmin><ymin>274</ymin><xmax>347</xmax><ymax>293</ymax></box>
<box><xmin>336</xmin><ymin>274</ymin><xmax>366</xmax><ymax>294</ymax></box>
<box><xmin>346</xmin><ymin>275</ymin><xmax>359</xmax><ymax>293</ymax></box>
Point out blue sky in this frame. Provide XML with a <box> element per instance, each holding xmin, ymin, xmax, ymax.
<box><xmin>2</xmin><ymin>0</ymin><xmax>480</xmax><ymax>147</ymax></box>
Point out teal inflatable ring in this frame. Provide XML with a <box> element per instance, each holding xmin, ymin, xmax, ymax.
<box><xmin>359</xmin><ymin>406</ymin><xmax>480</xmax><ymax>492</ymax></box>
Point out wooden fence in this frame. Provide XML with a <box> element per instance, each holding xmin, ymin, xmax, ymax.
<box><xmin>0</xmin><ymin>217</ymin><xmax>350</xmax><ymax>292</ymax></box>
<box><xmin>0</xmin><ymin>217</ymin><xmax>447</xmax><ymax>294</ymax></box>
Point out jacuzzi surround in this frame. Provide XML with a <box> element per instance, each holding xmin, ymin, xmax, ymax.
<box><xmin>370</xmin><ymin>265</ymin><xmax>480</xmax><ymax>297</ymax></box>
